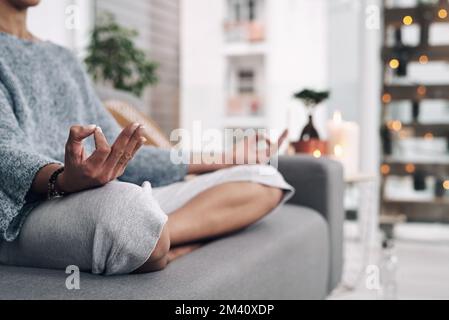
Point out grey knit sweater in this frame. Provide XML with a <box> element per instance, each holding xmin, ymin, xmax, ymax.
<box><xmin>0</xmin><ymin>32</ymin><xmax>188</xmax><ymax>242</ymax></box>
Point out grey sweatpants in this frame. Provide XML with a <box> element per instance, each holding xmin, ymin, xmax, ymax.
<box><xmin>0</xmin><ymin>165</ymin><xmax>294</xmax><ymax>275</ymax></box>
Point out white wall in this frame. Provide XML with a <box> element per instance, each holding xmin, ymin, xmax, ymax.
<box><xmin>327</xmin><ymin>0</ymin><xmax>361</xmax><ymax>124</ymax></box>
<box><xmin>28</xmin><ymin>0</ymin><xmax>72</xmax><ymax>47</ymax></box>
<box><xmin>180</xmin><ymin>0</ymin><xmax>226</xmax><ymax>150</ymax></box>
<box><xmin>28</xmin><ymin>0</ymin><xmax>94</xmax><ymax>56</ymax></box>
<box><xmin>266</xmin><ymin>0</ymin><xmax>329</xmax><ymax>140</ymax></box>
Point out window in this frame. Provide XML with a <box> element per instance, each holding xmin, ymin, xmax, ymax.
<box><xmin>229</xmin><ymin>0</ymin><xmax>260</xmax><ymax>23</ymax></box>
<box><xmin>248</xmin><ymin>0</ymin><xmax>256</xmax><ymax>21</ymax></box>
<box><xmin>238</xmin><ymin>69</ymin><xmax>256</xmax><ymax>94</ymax></box>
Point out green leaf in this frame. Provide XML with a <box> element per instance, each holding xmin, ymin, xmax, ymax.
<box><xmin>84</xmin><ymin>12</ymin><xmax>158</xmax><ymax>96</ymax></box>
<box><xmin>293</xmin><ymin>89</ymin><xmax>330</xmax><ymax>107</ymax></box>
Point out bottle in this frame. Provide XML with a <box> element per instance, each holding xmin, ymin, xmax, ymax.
<box><xmin>380</xmin><ymin>239</ymin><xmax>398</xmax><ymax>300</ymax></box>
<box><xmin>413</xmin><ymin>170</ymin><xmax>426</xmax><ymax>191</ymax></box>
<box><xmin>248</xmin><ymin>0</ymin><xmax>256</xmax><ymax>21</ymax></box>
<box><xmin>412</xmin><ymin>100</ymin><xmax>420</xmax><ymax>123</ymax></box>
<box><xmin>300</xmin><ymin>114</ymin><xmax>320</xmax><ymax>141</ymax></box>
<box><xmin>394</xmin><ymin>28</ymin><xmax>408</xmax><ymax>77</ymax></box>
<box><xmin>435</xmin><ymin>178</ymin><xmax>446</xmax><ymax>198</ymax></box>
<box><xmin>381</xmin><ymin>125</ymin><xmax>392</xmax><ymax>155</ymax></box>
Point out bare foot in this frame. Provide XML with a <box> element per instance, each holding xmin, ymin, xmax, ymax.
<box><xmin>167</xmin><ymin>243</ymin><xmax>203</xmax><ymax>263</ymax></box>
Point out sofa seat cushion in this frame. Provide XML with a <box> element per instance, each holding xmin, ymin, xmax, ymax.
<box><xmin>0</xmin><ymin>204</ymin><xmax>329</xmax><ymax>300</ymax></box>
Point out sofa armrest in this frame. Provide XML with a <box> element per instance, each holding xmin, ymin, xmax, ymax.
<box><xmin>277</xmin><ymin>155</ymin><xmax>344</xmax><ymax>292</ymax></box>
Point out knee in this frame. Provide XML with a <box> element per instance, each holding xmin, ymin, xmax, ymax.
<box><xmin>90</xmin><ymin>182</ymin><xmax>163</xmax><ymax>233</ymax></box>
<box><xmin>85</xmin><ymin>181</ymin><xmax>168</xmax><ymax>275</ymax></box>
<box><xmin>149</xmin><ymin>225</ymin><xmax>170</xmax><ymax>262</ymax></box>
<box><xmin>134</xmin><ymin>225</ymin><xmax>170</xmax><ymax>273</ymax></box>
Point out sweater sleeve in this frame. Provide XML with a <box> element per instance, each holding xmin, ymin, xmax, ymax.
<box><xmin>118</xmin><ymin>145</ymin><xmax>189</xmax><ymax>187</ymax></box>
<box><xmin>0</xmin><ymin>83</ymin><xmax>60</xmax><ymax>241</ymax></box>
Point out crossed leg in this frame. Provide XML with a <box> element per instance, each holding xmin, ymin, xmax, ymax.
<box><xmin>134</xmin><ymin>182</ymin><xmax>283</xmax><ymax>273</ymax></box>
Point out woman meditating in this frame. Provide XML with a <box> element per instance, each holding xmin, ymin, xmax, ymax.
<box><xmin>0</xmin><ymin>0</ymin><xmax>293</xmax><ymax>275</ymax></box>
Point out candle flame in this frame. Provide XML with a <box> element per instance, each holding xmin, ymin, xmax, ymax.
<box><xmin>334</xmin><ymin>144</ymin><xmax>343</xmax><ymax>157</ymax></box>
<box><xmin>333</xmin><ymin>111</ymin><xmax>343</xmax><ymax>123</ymax></box>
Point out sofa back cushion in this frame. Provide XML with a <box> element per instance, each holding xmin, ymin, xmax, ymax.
<box><xmin>103</xmin><ymin>99</ymin><xmax>172</xmax><ymax>149</ymax></box>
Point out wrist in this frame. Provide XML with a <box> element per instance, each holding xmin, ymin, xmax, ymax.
<box><xmin>47</xmin><ymin>167</ymin><xmax>67</xmax><ymax>199</ymax></box>
<box><xmin>56</xmin><ymin>171</ymin><xmax>69</xmax><ymax>194</ymax></box>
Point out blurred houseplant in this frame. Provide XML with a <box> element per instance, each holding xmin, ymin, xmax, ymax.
<box><xmin>85</xmin><ymin>13</ymin><xmax>158</xmax><ymax>97</ymax></box>
<box><xmin>291</xmin><ymin>89</ymin><xmax>330</xmax><ymax>155</ymax></box>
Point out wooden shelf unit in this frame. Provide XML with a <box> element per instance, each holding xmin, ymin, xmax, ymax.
<box><xmin>382</xmin><ymin>160</ymin><xmax>449</xmax><ymax>177</ymax></box>
<box><xmin>380</xmin><ymin>0</ymin><xmax>449</xmax><ymax>222</ymax></box>
<box><xmin>384</xmin><ymin>5</ymin><xmax>449</xmax><ymax>27</ymax></box>
<box><xmin>382</xmin><ymin>45</ymin><xmax>449</xmax><ymax>63</ymax></box>
<box><xmin>382</xmin><ymin>199</ymin><xmax>449</xmax><ymax>223</ymax></box>
<box><xmin>400</xmin><ymin>123</ymin><xmax>449</xmax><ymax>137</ymax></box>
<box><xmin>383</xmin><ymin>85</ymin><xmax>449</xmax><ymax>101</ymax></box>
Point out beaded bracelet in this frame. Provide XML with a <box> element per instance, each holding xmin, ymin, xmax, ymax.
<box><xmin>47</xmin><ymin>167</ymin><xmax>66</xmax><ymax>200</ymax></box>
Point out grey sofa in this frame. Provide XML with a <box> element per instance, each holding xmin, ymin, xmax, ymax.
<box><xmin>0</xmin><ymin>155</ymin><xmax>344</xmax><ymax>300</ymax></box>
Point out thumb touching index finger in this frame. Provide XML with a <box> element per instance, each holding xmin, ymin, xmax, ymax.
<box><xmin>68</xmin><ymin>124</ymin><xmax>97</xmax><ymax>144</ymax></box>
<box><xmin>65</xmin><ymin>125</ymin><xmax>97</xmax><ymax>162</ymax></box>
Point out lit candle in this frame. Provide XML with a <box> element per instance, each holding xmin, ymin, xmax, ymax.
<box><xmin>327</xmin><ymin>111</ymin><xmax>360</xmax><ymax>178</ymax></box>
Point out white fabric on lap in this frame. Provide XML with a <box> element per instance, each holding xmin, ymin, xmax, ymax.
<box><xmin>152</xmin><ymin>165</ymin><xmax>295</xmax><ymax>214</ymax></box>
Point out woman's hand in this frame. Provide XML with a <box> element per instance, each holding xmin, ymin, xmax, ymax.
<box><xmin>231</xmin><ymin>129</ymin><xmax>288</xmax><ymax>165</ymax></box>
<box><xmin>58</xmin><ymin>123</ymin><xmax>146</xmax><ymax>193</ymax></box>
<box><xmin>187</xmin><ymin>129</ymin><xmax>288</xmax><ymax>175</ymax></box>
